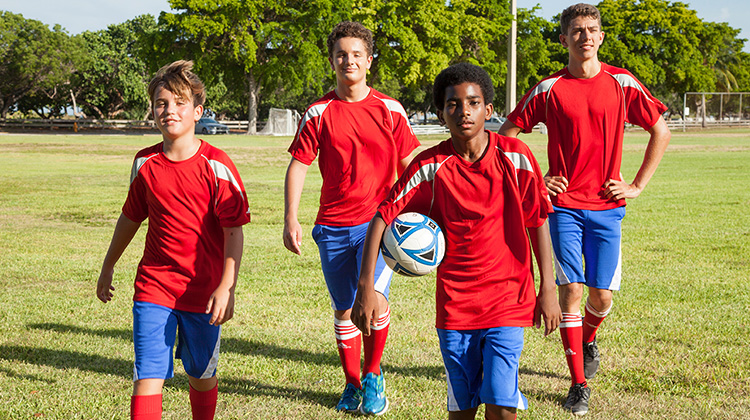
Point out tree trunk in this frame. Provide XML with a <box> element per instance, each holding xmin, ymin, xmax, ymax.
<box><xmin>246</xmin><ymin>69</ymin><xmax>259</xmax><ymax>135</ymax></box>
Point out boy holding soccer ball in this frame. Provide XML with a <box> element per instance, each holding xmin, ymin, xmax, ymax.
<box><xmin>499</xmin><ymin>3</ymin><xmax>671</xmax><ymax>415</ymax></box>
<box><xmin>96</xmin><ymin>60</ymin><xmax>250</xmax><ymax>420</ymax></box>
<box><xmin>352</xmin><ymin>63</ymin><xmax>562</xmax><ymax>420</ymax></box>
<box><xmin>283</xmin><ymin>21</ymin><xmax>419</xmax><ymax>415</ymax></box>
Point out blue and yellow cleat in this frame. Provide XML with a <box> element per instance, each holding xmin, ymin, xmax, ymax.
<box><xmin>336</xmin><ymin>383</ymin><xmax>363</xmax><ymax>413</ymax></box>
<box><xmin>360</xmin><ymin>372</ymin><xmax>389</xmax><ymax>416</ymax></box>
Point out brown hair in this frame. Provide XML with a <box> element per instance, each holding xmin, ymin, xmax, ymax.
<box><xmin>147</xmin><ymin>60</ymin><xmax>206</xmax><ymax>107</ymax></box>
<box><xmin>560</xmin><ymin>3</ymin><xmax>602</xmax><ymax>35</ymax></box>
<box><xmin>326</xmin><ymin>21</ymin><xmax>374</xmax><ymax>58</ymax></box>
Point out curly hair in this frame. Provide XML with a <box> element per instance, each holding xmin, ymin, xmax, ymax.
<box><xmin>560</xmin><ymin>3</ymin><xmax>601</xmax><ymax>35</ymax></box>
<box><xmin>327</xmin><ymin>21</ymin><xmax>374</xmax><ymax>58</ymax></box>
<box><xmin>147</xmin><ymin>60</ymin><xmax>206</xmax><ymax>108</ymax></box>
<box><xmin>432</xmin><ymin>62</ymin><xmax>494</xmax><ymax>110</ymax></box>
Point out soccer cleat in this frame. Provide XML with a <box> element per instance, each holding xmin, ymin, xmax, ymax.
<box><xmin>583</xmin><ymin>339</ymin><xmax>601</xmax><ymax>379</ymax></box>
<box><xmin>564</xmin><ymin>383</ymin><xmax>591</xmax><ymax>416</ymax></box>
<box><xmin>335</xmin><ymin>383</ymin><xmax>363</xmax><ymax>413</ymax></box>
<box><xmin>360</xmin><ymin>372</ymin><xmax>389</xmax><ymax>416</ymax></box>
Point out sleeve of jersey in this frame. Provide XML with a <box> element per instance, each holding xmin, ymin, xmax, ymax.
<box><xmin>513</xmin><ymin>148</ymin><xmax>552</xmax><ymax>228</ymax></box>
<box><xmin>121</xmin><ymin>160</ymin><xmax>149</xmax><ymax>223</ymax></box>
<box><xmin>212</xmin><ymin>156</ymin><xmax>251</xmax><ymax>228</ymax></box>
<box><xmin>507</xmin><ymin>84</ymin><xmax>547</xmax><ymax>133</ymax></box>
<box><xmin>377</xmin><ymin>154</ymin><xmax>435</xmax><ymax>225</ymax></box>
<box><xmin>390</xmin><ymin>104</ymin><xmax>420</xmax><ymax>159</ymax></box>
<box><xmin>621</xmin><ymin>71</ymin><xmax>668</xmax><ymax>129</ymax></box>
<box><xmin>287</xmin><ymin>108</ymin><xmax>320</xmax><ymax>165</ymax></box>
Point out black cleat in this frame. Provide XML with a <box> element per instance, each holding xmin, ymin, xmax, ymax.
<box><xmin>564</xmin><ymin>383</ymin><xmax>591</xmax><ymax>416</ymax></box>
<box><xmin>583</xmin><ymin>338</ymin><xmax>601</xmax><ymax>379</ymax></box>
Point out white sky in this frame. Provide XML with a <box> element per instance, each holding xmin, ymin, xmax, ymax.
<box><xmin>1</xmin><ymin>0</ymin><xmax>748</xmax><ymax>52</ymax></box>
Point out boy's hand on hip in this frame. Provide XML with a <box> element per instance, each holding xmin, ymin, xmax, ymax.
<box><xmin>603</xmin><ymin>179</ymin><xmax>642</xmax><ymax>200</ymax></box>
<box><xmin>544</xmin><ymin>175</ymin><xmax>568</xmax><ymax>196</ymax></box>
<box><xmin>206</xmin><ymin>287</ymin><xmax>235</xmax><ymax>326</ymax></box>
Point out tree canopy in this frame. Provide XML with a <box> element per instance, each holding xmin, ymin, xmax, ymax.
<box><xmin>1</xmin><ymin>1</ymin><xmax>748</xmax><ymax>123</ymax></box>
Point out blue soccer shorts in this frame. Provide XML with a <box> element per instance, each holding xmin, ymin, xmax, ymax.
<box><xmin>312</xmin><ymin>222</ymin><xmax>393</xmax><ymax>311</ymax></box>
<box><xmin>132</xmin><ymin>301</ymin><xmax>221</xmax><ymax>381</ymax></box>
<box><xmin>437</xmin><ymin>327</ymin><xmax>528</xmax><ymax>412</ymax></box>
<box><xmin>549</xmin><ymin>205</ymin><xmax>626</xmax><ymax>291</ymax></box>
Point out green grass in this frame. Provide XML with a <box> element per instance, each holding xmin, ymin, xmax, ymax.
<box><xmin>0</xmin><ymin>129</ymin><xmax>748</xmax><ymax>419</ymax></box>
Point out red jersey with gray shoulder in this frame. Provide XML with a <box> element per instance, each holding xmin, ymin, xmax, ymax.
<box><xmin>377</xmin><ymin>132</ymin><xmax>551</xmax><ymax>330</ymax></box>
<box><xmin>288</xmin><ymin>89</ymin><xmax>420</xmax><ymax>226</ymax></box>
<box><xmin>507</xmin><ymin>63</ymin><xmax>668</xmax><ymax>210</ymax></box>
<box><xmin>123</xmin><ymin>141</ymin><xmax>250</xmax><ymax>312</ymax></box>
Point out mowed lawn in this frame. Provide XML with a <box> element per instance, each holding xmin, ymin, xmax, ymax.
<box><xmin>0</xmin><ymin>128</ymin><xmax>748</xmax><ymax>420</ymax></box>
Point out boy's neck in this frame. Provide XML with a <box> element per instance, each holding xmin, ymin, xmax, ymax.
<box><xmin>452</xmin><ymin>131</ymin><xmax>489</xmax><ymax>163</ymax></box>
<box><xmin>335</xmin><ymin>81</ymin><xmax>370</xmax><ymax>102</ymax></box>
<box><xmin>567</xmin><ymin>56</ymin><xmax>602</xmax><ymax>79</ymax></box>
<box><xmin>162</xmin><ymin>136</ymin><xmax>202</xmax><ymax>161</ymax></box>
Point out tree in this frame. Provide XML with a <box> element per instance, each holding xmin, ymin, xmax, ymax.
<box><xmin>72</xmin><ymin>15</ymin><xmax>156</xmax><ymax>119</ymax></box>
<box><xmin>0</xmin><ymin>12</ymin><xmax>86</xmax><ymax>118</ymax></box>
<box><xmin>151</xmin><ymin>0</ymin><xmax>348</xmax><ymax>133</ymax></box>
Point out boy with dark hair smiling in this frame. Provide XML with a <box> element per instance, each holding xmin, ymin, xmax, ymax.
<box><xmin>96</xmin><ymin>60</ymin><xmax>250</xmax><ymax>420</ymax></box>
<box><xmin>352</xmin><ymin>62</ymin><xmax>561</xmax><ymax>420</ymax></box>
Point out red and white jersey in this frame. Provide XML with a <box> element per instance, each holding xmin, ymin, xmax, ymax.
<box><xmin>123</xmin><ymin>141</ymin><xmax>251</xmax><ymax>313</ymax></box>
<box><xmin>508</xmin><ymin>63</ymin><xmax>668</xmax><ymax>210</ymax></box>
<box><xmin>288</xmin><ymin>88</ymin><xmax>420</xmax><ymax>226</ymax></box>
<box><xmin>378</xmin><ymin>132</ymin><xmax>551</xmax><ymax>330</ymax></box>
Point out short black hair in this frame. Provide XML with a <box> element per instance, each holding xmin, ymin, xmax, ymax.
<box><xmin>433</xmin><ymin>63</ymin><xmax>494</xmax><ymax>110</ymax></box>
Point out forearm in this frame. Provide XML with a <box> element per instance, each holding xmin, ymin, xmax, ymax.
<box><xmin>101</xmin><ymin>213</ymin><xmax>141</xmax><ymax>272</ymax></box>
<box><xmin>357</xmin><ymin>214</ymin><xmax>387</xmax><ymax>289</ymax></box>
<box><xmin>219</xmin><ymin>226</ymin><xmax>244</xmax><ymax>290</ymax></box>
<box><xmin>527</xmin><ymin>222</ymin><xmax>555</xmax><ymax>292</ymax></box>
<box><xmin>284</xmin><ymin>158</ymin><xmax>309</xmax><ymax>222</ymax></box>
<box><xmin>632</xmin><ymin>117</ymin><xmax>671</xmax><ymax>191</ymax></box>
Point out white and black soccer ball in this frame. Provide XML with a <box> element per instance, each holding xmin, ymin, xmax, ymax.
<box><xmin>381</xmin><ymin>212</ymin><xmax>445</xmax><ymax>277</ymax></box>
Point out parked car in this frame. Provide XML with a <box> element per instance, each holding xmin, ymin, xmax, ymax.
<box><xmin>195</xmin><ymin>117</ymin><xmax>229</xmax><ymax>135</ymax></box>
<box><xmin>484</xmin><ymin>115</ymin><xmax>507</xmax><ymax>132</ymax></box>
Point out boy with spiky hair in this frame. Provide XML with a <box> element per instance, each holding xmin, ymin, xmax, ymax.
<box><xmin>499</xmin><ymin>3</ymin><xmax>671</xmax><ymax>416</ymax></box>
<box><xmin>96</xmin><ymin>60</ymin><xmax>250</xmax><ymax>420</ymax></box>
<box><xmin>283</xmin><ymin>21</ymin><xmax>419</xmax><ymax>415</ymax></box>
<box><xmin>353</xmin><ymin>62</ymin><xmax>561</xmax><ymax>420</ymax></box>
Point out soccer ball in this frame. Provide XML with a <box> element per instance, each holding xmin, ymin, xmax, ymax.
<box><xmin>381</xmin><ymin>212</ymin><xmax>445</xmax><ymax>277</ymax></box>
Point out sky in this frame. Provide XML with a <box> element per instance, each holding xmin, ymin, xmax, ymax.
<box><xmin>1</xmin><ymin>0</ymin><xmax>748</xmax><ymax>52</ymax></box>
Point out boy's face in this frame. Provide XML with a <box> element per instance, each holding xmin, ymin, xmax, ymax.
<box><xmin>152</xmin><ymin>85</ymin><xmax>203</xmax><ymax>141</ymax></box>
<box><xmin>329</xmin><ymin>36</ymin><xmax>373</xmax><ymax>88</ymax></box>
<box><xmin>437</xmin><ymin>82</ymin><xmax>493</xmax><ymax>141</ymax></box>
<box><xmin>560</xmin><ymin>16</ymin><xmax>604</xmax><ymax>63</ymax></box>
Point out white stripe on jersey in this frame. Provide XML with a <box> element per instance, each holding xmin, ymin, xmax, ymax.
<box><xmin>394</xmin><ymin>156</ymin><xmax>453</xmax><ymax>203</ymax></box>
<box><xmin>606</xmin><ymin>71</ymin><xmax>656</xmax><ymax>104</ymax></box>
<box><xmin>203</xmin><ymin>156</ymin><xmax>243</xmax><ymax>193</ymax></box>
<box><xmin>297</xmin><ymin>100</ymin><xmax>333</xmax><ymax>138</ymax></box>
<box><xmin>373</xmin><ymin>95</ymin><xmax>415</xmax><ymax>135</ymax></box>
<box><xmin>500</xmin><ymin>148</ymin><xmax>534</xmax><ymax>185</ymax></box>
<box><xmin>520</xmin><ymin>76</ymin><xmax>562</xmax><ymax>113</ymax></box>
<box><xmin>130</xmin><ymin>154</ymin><xmax>158</xmax><ymax>184</ymax></box>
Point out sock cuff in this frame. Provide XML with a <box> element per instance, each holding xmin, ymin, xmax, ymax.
<box><xmin>370</xmin><ymin>306</ymin><xmax>391</xmax><ymax>331</ymax></box>
<box><xmin>334</xmin><ymin>318</ymin><xmax>361</xmax><ymax>341</ymax></box>
<box><xmin>560</xmin><ymin>312</ymin><xmax>583</xmax><ymax>328</ymax></box>
<box><xmin>131</xmin><ymin>394</ymin><xmax>162</xmax><ymax>414</ymax></box>
<box><xmin>189</xmin><ymin>382</ymin><xmax>218</xmax><ymax>406</ymax></box>
<box><xmin>585</xmin><ymin>299</ymin><xmax>612</xmax><ymax>318</ymax></box>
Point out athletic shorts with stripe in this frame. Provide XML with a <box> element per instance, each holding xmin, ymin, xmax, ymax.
<box><xmin>312</xmin><ymin>222</ymin><xmax>393</xmax><ymax>311</ymax></box>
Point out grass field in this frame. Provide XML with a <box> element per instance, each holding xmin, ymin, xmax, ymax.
<box><xmin>0</xmin><ymin>129</ymin><xmax>748</xmax><ymax>419</ymax></box>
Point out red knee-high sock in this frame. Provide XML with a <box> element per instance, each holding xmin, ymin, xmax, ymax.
<box><xmin>189</xmin><ymin>383</ymin><xmax>218</xmax><ymax>420</ymax></box>
<box><xmin>131</xmin><ymin>394</ymin><xmax>162</xmax><ymax>420</ymax></box>
<box><xmin>560</xmin><ymin>312</ymin><xmax>586</xmax><ymax>386</ymax></box>
<box><xmin>334</xmin><ymin>317</ymin><xmax>362</xmax><ymax>388</ymax></box>
<box><xmin>583</xmin><ymin>299</ymin><xmax>612</xmax><ymax>344</ymax></box>
<box><xmin>363</xmin><ymin>306</ymin><xmax>390</xmax><ymax>376</ymax></box>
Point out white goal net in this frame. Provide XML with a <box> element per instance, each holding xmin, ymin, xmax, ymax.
<box><xmin>258</xmin><ymin>108</ymin><xmax>301</xmax><ymax>136</ymax></box>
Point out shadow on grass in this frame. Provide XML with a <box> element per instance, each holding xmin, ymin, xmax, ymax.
<box><xmin>28</xmin><ymin>322</ymin><xmax>446</xmax><ymax>379</ymax></box>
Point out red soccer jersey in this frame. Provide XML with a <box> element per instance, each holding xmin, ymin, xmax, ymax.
<box><xmin>507</xmin><ymin>63</ymin><xmax>668</xmax><ymax>210</ymax></box>
<box><xmin>123</xmin><ymin>141</ymin><xmax>251</xmax><ymax>313</ymax></box>
<box><xmin>288</xmin><ymin>89</ymin><xmax>420</xmax><ymax>226</ymax></box>
<box><xmin>378</xmin><ymin>132</ymin><xmax>551</xmax><ymax>330</ymax></box>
